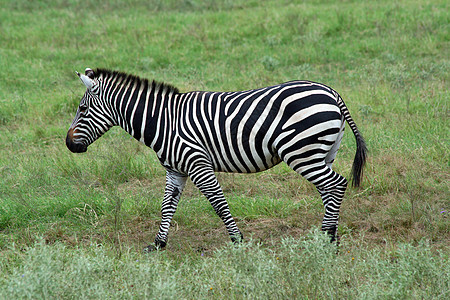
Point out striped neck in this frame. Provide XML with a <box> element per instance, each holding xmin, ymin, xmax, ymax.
<box><xmin>96</xmin><ymin>69</ymin><xmax>179</xmax><ymax>148</ymax></box>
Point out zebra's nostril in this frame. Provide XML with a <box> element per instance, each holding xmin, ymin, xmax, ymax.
<box><xmin>66</xmin><ymin>131</ymin><xmax>87</xmax><ymax>153</ymax></box>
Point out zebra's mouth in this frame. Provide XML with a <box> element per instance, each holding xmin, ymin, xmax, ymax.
<box><xmin>66</xmin><ymin>133</ymin><xmax>87</xmax><ymax>153</ymax></box>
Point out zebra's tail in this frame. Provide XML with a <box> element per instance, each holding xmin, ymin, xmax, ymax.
<box><xmin>336</xmin><ymin>95</ymin><xmax>367</xmax><ymax>187</ymax></box>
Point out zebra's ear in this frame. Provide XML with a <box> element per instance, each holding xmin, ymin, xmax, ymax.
<box><xmin>77</xmin><ymin>71</ymin><xmax>94</xmax><ymax>91</ymax></box>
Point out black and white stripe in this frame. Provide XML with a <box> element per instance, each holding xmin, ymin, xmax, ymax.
<box><xmin>67</xmin><ymin>68</ymin><xmax>367</xmax><ymax>250</ymax></box>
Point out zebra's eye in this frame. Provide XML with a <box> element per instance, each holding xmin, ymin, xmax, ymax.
<box><xmin>79</xmin><ymin>104</ymin><xmax>88</xmax><ymax>113</ymax></box>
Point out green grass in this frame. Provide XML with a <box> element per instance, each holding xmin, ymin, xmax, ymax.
<box><xmin>1</xmin><ymin>230</ymin><xmax>448</xmax><ymax>299</ymax></box>
<box><xmin>0</xmin><ymin>0</ymin><xmax>449</xmax><ymax>298</ymax></box>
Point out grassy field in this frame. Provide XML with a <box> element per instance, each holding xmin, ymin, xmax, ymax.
<box><xmin>0</xmin><ymin>0</ymin><xmax>449</xmax><ymax>298</ymax></box>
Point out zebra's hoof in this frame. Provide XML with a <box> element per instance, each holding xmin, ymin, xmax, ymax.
<box><xmin>143</xmin><ymin>242</ymin><xmax>166</xmax><ymax>253</ymax></box>
<box><xmin>143</xmin><ymin>244</ymin><xmax>157</xmax><ymax>253</ymax></box>
<box><xmin>322</xmin><ymin>225</ymin><xmax>339</xmax><ymax>243</ymax></box>
<box><xmin>329</xmin><ymin>233</ymin><xmax>338</xmax><ymax>243</ymax></box>
<box><xmin>231</xmin><ymin>232</ymin><xmax>244</xmax><ymax>244</ymax></box>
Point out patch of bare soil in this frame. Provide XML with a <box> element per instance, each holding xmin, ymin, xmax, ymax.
<box><xmin>96</xmin><ymin>216</ymin><xmax>325</xmax><ymax>255</ymax></box>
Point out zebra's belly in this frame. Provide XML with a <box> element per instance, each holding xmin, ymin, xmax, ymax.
<box><xmin>211</xmin><ymin>149</ymin><xmax>282</xmax><ymax>173</ymax></box>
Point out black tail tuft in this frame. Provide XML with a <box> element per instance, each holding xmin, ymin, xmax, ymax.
<box><xmin>335</xmin><ymin>93</ymin><xmax>367</xmax><ymax>187</ymax></box>
<box><xmin>351</xmin><ymin>134</ymin><xmax>367</xmax><ymax>187</ymax></box>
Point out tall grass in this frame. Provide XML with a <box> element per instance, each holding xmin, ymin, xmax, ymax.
<box><xmin>1</xmin><ymin>230</ymin><xmax>448</xmax><ymax>299</ymax></box>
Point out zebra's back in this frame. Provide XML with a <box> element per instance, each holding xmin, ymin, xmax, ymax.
<box><xmin>174</xmin><ymin>81</ymin><xmax>343</xmax><ymax>174</ymax></box>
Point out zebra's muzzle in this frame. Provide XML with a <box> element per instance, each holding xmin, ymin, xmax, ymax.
<box><xmin>66</xmin><ymin>130</ymin><xmax>87</xmax><ymax>153</ymax></box>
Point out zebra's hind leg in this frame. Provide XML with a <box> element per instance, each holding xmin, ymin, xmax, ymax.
<box><xmin>189</xmin><ymin>164</ymin><xmax>243</xmax><ymax>244</ymax></box>
<box><xmin>144</xmin><ymin>170</ymin><xmax>187</xmax><ymax>253</ymax></box>
<box><xmin>316</xmin><ymin>173</ymin><xmax>348</xmax><ymax>243</ymax></box>
<box><xmin>289</xmin><ymin>160</ymin><xmax>347</xmax><ymax>243</ymax></box>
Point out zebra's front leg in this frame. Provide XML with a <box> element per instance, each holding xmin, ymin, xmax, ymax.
<box><xmin>189</xmin><ymin>166</ymin><xmax>243</xmax><ymax>244</ymax></box>
<box><xmin>144</xmin><ymin>170</ymin><xmax>187</xmax><ymax>252</ymax></box>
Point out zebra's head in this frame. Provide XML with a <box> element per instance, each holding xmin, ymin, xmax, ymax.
<box><xmin>66</xmin><ymin>68</ymin><xmax>113</xmax><ymax>153</ymax></box>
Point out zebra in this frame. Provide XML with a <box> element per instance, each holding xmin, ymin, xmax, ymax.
<box><xmin>66</xmin><ymin>68</ymin><xmax>367</xmax><ymax>251</ymax></box>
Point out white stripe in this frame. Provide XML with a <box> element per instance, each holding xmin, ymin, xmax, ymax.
<box><xmin>282</xmin><ymin>103</ymin><xmax>340</xmax><ymax>130</ymax></box>
<box><xmin>276</xmin><ymin>119</ymin><xmax>342</xmax><ymax>153</ymax></box>
<box><xmin>139</xmin><ymin>89</ymin><xmax>150</xmax><ymax>144</ymax></box>
<box><xmin>151</xmin><ymin>84</ymin><xmax>160</xmax><ymax>118</ymax></box>
<box><xmin>150</xmin><ymin>88</ymin><xmax>167</xmax><ymax>151</ymax></box>
<box><xmin>130</xmin><ymin>84</ymin><xmax>145</xmax><ymax>137</ymax></box>
<box><xmin>118</xmin><ymin>79</ymin><xmax>134</xmax><ymax>128</ymax></box>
